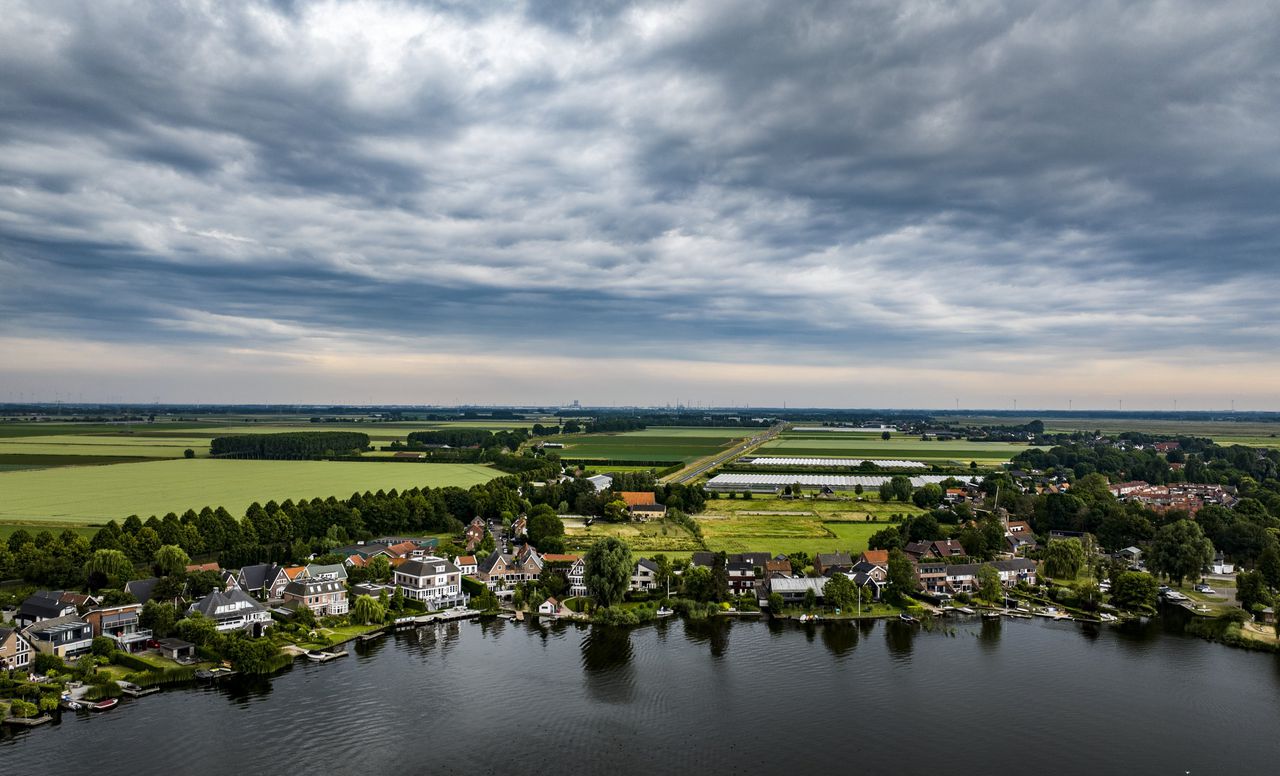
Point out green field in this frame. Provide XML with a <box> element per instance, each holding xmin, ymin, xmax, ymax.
<box><xmin>0</xmin><ymin>459</ymin><xmax>499</xmax><ymax>525</ymax></box>
<box><xmin>756</xmin><ymin>433</ymin><xmax>1038</xmax><ymax>465</ymax></box>
<box><xmin>551</xmin><ymin>427</ymin><xmax>750</xmax><ymax>464</ymax></box>
<box><xmin>703</xmin><ymin>495</ymin><xmax>925</xmax><ymax>520</ymax></box>
<box><xmin>947</xmin><ymin>414</ymin><xmax>1280</xmax><ymax>449</ymax></box>
<box><xmin>0</xmin><ymin>435</ymin><xmax>214</xmax><ymax>458</ymax></box>
<box><xmin>697</xmin><ymin>514</ymin><xmax>885</xmax><ymax>557</ymax></box>
<box><xmin>562</xmin><ymin>518</ymin><xmax>703</xmax><ymax>553</ymax></box>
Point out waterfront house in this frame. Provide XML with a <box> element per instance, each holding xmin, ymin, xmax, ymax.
<box><xmin>84</xmin><ymin>603</ymin><xmax>149</xmax><ymax>652</ymax></box>
<box><xmin>916</xmin><ymin>562</ymin><xmax>948</xmax><ymax>594</ymax></box>
<box><xmin>124</xmin><ymin>577</ymin><xmax>161</xmax><ymax>605</ymax></box>
<box><xmin>515</xmin><ymin>544</ymin><xmax>545</xmax><ymax>579</ymax></box>
<box><xmin>186</xmin><ymin>588</ymin><xmax>273</xmax><ymax>636</ymax></box>
<box><xmin>631</xmin><ymin>558</ymin><xmax>661</xmax><ymax>593</ymax></box>
<box><xmin>769</xmin><ymin>577</ymin><xmax>828</xmax><ymax>606</ymax></box>
<box><xmin>814</xmin><ymin>552</ymin><xmax>853</xmax><ymax>575</ymax></box>
<box><xmin>537</xmin><ymin>597</ymin><xmax>572</xmax><ymax>617</ymax></box>
<box><xmin>567</xmin><ymin>556</ymin><xmax>588</xmax><ymax>597</ymax></box>
<box><xmin>283</xmin><ymin>577</ymin><xmax>349</xmax><ymax>616</ymax></box>
<box><xmin>236</xmin><ymin>563</ymin><xmax>280</xmax><ymax>599</ymax></box>
<box><xmin>305</xmin><ymin>562</ymin><xmax>349</xmax><ymax>582</ymax></box>
<box><xmin>394</xmin><ymin>556</ymin><xmax>465</xmax><ymax>609</ymax></box>
<box><xmin>454</xmin><ymin>555</ymin><xmax>479</xmax><ymax>576</ymax></box>
<box><xmin>849</xmin><ymin>560</ymin><xmax>888</xmax><ymax>584</ymax></box>
<box><xmin>0</xmin><ymin>627</ymin><xmax>35</xmax><ymax>672</ymax></box>
<box><xmin>15</xmin><ymin>590</ymin><xmax>77</xmax><ymax>628</ymax></box>
<box><xmin>23</xmin><ymin>615</ymin><xmax>94</xmax><ymax>659</ymax></box>
<box><xmin>726</xmin><ymin>558</ymin><xmax>755</xmax><ymax>596</ymax></box>
<box><xmin>935</xmin><ymin>559</ymin><xmax>1038</xmax><ymax>594</ymax></box>
<box><xmin>764</xmin><ymin>557</ymin><xmax>793</xmax><ymax>578</ymax></box>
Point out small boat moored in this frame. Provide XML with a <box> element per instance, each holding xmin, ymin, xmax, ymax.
<box><xmin>89</xmin><ymin>698</ymin><xmax>119</xmax><ymax>712</ymax></box>
<box><xmin>306</xmin><ymin>649</ymin><xmax>348</xmax><ymax>663</ymax></box>
<box><xmin>898</xmin><ymin>613</ymin><xmax>919</xmax><ymax>624</ymax></box>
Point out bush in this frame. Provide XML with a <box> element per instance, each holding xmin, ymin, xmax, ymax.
<box><xmin>112</xmin><ymin>652</ymin><xmax>156</xmax><ymax>672</ymax></box>
<box><xmin>592</xmin><ymin>607</ymin><xmax>640</xmax><ymax>626</ymax></box>
<box><xmin>92</xmin><ymin>636</ymin><xmax>116</xmax><ymax>657</ymax></box>
<box><xmin>8</xmin><ymin>698</ymin><xmax>39</xmax><ymax>718</ymax></box>
<box><xmin>33</xmin><ymin>653</ymin><xmax>65</xmax><ymax>675</ymax></box>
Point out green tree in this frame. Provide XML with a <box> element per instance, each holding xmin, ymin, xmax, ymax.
<box><xmin>681</xmin><ymin>565</ymin><xmax>716</xmax><ymax>602</ymax></box>
<box><xmin>184</xmin><ymin>448</ymin><xmax>195</xmax><ymax>459</ymax></box>
<box><xmin>912</xmin><ymin>483</ymin><xmax>944</xmax><ymax>509</ymax></box>
<box><xmin>153</xmin><ymin>544</ymin><xmax>190</xmax><ymax>577</ymax></box>
<box><xmin>1236</xmin><ymin>570</ymin><xmax>1272</xmax><ymax>613</ymax></box>
<box><xmin>528</xmin><ymin>506</ymin><xmax>566</xmax><ymax>552</ymax></box>
<box><xmin>652</xmin><ymin>554</ymin><xmax>673</xmax><ymax>593</ymax></box>
<box><xmin>887</xmin><ymin>548</ymin><xmax>917</xmax><ymax>603</ymax></box>
<box><xmin>1044</xmin><ymin>538</ymin><xmax>1086</xmax><ymax>579</ymax></box>
<box><xmin>890</xmin><ymin>475</ymin><xmax>913</xmax><ymax>503</ymax></box>
<box><xmin>788</xmin><ymin>551</ymin><xmax>811</xmax><ymax>576</ymax></box>
<box><xmin>350</xmin><ymin>594</ymin><xmax>385</xmax><ymax>625</ymax></box>
<box><xmin>221</xmin><ymin>631</ymin><xmax>281</xmax><ymax>674</ymax></box>
<box><xmin>823</xmin><ymin>574</ymin><xmax>856</xmax><ymax>610</ymax></box>
<box><xmin>365</xmin><ymin>555</ymin><xmax>392</xmax><ymax>582</ymax></box>
<box><xmin>584</xmin><ymin>537</ymin><xmax>632</xmax><ymax>607</ymax></box>
<box><xmin>803</xmin><ymin>587</ymin><xmax>817</xmax><ymax>610</ymax></box>
<box><xmin>1148</xmin><ymin>519</ymin><xmax>1214</xmax><ymax>587</ymax></box>
<box><xmin>767</xmin><ymin>591</ymin><xmax>784</xmax><ymax>613</ymax></box>
<box><xmin>140</xmin><ymin>600</ymin><xmax>177</xmax><ymax>638</ymax></box>
<box><xmin>175</xmin><ymin>611</ymin><xmax>218</xmax><ymax>647</ymax></box>
<box><xmin>976</xmin><ymin>564</ymin><xmax>1002</xmax><ymax>604</ymax></box>
<box><xmin>604</xmin><ymin>499</ymin><xmax>629</xmax><ymax>523</ymax></box>
<box><xmin>881</xmin><ymin>431</ymin><xmax>891</xmax><ymax>440</ymax></box>
<box><xmin>84</xmin><ymin>549</ymin><xmax>134</xmax><ymax>591</ymax></box>
<box><xmin>91</xmin><ymin>635</ymin><xmax>116</xmax><ymax>657</ymax></box>
<box><xmin>1110</xmin><ymin>571</ymin><xmax>1158</xmax><ymax>611</ymax></box>
<box><xmin>1258</xmin><ymin>544</ymin><xmax>1280</xmax><ymax>591</ymax></box>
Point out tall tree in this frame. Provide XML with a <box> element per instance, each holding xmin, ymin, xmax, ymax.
<box><xmin>584</xmin><ymin>537</ymin><xmax>633</xmax><ymax>607</ymax></box>
<box><xmin>887</xmin><ymin>549</ymin><xmax>917</xmax><ymax>603</ymax></box>
<box><xmin>1148</xmin><ymin>519</ymin><xmax>1214</xmax><ymax>587</ymax></box>
<box><xmin>976</xmin><ymin>564</ymin><xmax>1003</xmax><ymax>604</ymax></box>
<box><xmin>153</xmin><ymin>544</ymin><xmax>191</xmax><ymax>577</ymax></box>
<box><xmin>823</xmin><ymin>574</ymin><xmax>856</xmax><ymax>610</ymax></box>
<box><xmin>84</xmin><ymin>549</ymin><xmax>134</xmax><ymax>591</ymax></box>
<box><xmin>1044</xmin><ymin>538</ymin><xmax>1086</xmax><ymax>579</ymax></box>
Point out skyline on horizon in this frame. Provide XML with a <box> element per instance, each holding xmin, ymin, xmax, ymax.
<box><xmin>3</xmin><ymin>2</ymin><xmax>1280</xmax><ymax>409</ymax></box>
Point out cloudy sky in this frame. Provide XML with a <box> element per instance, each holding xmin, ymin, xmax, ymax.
<box><xmin>2</xmin><ymin>1</ymin><xmax>1279</xmax><ymax>409</ymax></box>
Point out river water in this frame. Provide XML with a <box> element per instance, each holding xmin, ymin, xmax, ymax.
<box><xmin>3</xmin><ymin>616</ymin><xmax>1278</xmax><ymax>775</ymax></box>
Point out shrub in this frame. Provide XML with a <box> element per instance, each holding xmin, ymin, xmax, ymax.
<box><xmin>8</xmin><ymin>698</ymin><xmax>39</xmax><ymax>718</ymax></box>
<box><xmin>91</xmin><ymin>636</ymin><xmax>116</xmax><ymax>657</ymax></box>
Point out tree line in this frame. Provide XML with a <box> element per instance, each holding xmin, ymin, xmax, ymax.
<box><xmin>210</xmin><ymin>431</ymin><xmax>370</xmax><ymax>459</ymax></box>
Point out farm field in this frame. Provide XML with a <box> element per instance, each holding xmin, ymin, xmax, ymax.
<box><xmin>703</xmin><ymin>496</ymin><xmax>926</xmax><ymax>520</ymax></box>
<box><xmin>756</xmin><ymin>434</ymin><xmax>1039</xmax><ymax>465</ymax></box>
<box><xmin>552</xmin><ymin>427</ymin><xmax>751</xmax><ymax>464</ymax></box>
<box><xmin>696</xmin><ymin>514</ymin><xmax>885</xmax><ymax>557</ymax></box>
<box><xmin>948</xmin><ymin>414</ymin><xmax>1280</xmax><ymax>448</ymax></box>
<box><xmin>561</xmin><ymin>517</ymin><xmax>702</xmax><ymax>553</ymax></box>
<box><xmin>0</xmin><ymin>435</ymin><xmax>213</xmax><ymax>458</ymax></box>
<box><xmin>0</xmin><ymin>459</ymin><xmax>499</xmax><ymax>526</ymax></box>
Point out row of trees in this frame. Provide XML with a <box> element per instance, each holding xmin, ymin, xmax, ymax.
<box><xmin>210</xmin><ymin>431</ymin><xmax>369</xmax><ymax>459</ymax></box>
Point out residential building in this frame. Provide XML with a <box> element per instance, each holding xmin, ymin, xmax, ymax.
<box><xmin>537</xmin><ymin>597</ymin><xmax>571</xmax><ymax>618</ymax></box>
<box><xmin>0</xmin><ymin>627</ymin><xmax>35</xmax><ymax>672</ymax></box>
<box><xmin>465</xmin><ymin>517</ymin><xmax>487</xmax><ymax>549</ymax></box>
<box><xmin>849</xmin><ymin>560</ymin><xmax>887</xmax><ymax>584</ymax></box>
<box><xmin>305</xmin><ymin>563</ymin><xmax>349</xmax><ymax>582</ymax></box>
<box><xmin>726</xmin><ymin>558</ymin><xmax>755</xmax><ymax>596</ymax></box>
<box><xmin>904</xmin><ymin>539</ymin><xmax>968</xmax><ymax>560</ymax></box>
<box><xmin>283</xmin><ymin>578</ymin><xmax>349</xmax><ymax>616</ymax></box>
<box><xmin>186</xmin><ymin>588</ymin><xmax>273</xmax><ymax>635</ymax></box>
<box><xmin>124</xmin><ymin>577</ymin><xmax>161</xmax><ymax>605</ymax></box>
<box><xmin>268</xmin><ymin>566</ymin><xmax>308</xmax><ymax>600</ymax></box>
<box><xmin>236</xmin><ymin>563</ymin><xmax>280</xmax><ymax>599</ymax></box>
<box><xmin>185</xmin><ymin>562</ymin><xmax>221</xmax><ymax>574</ymax></box>
<box><xmin>393</xmin><ymin>556</ymin><xmax>464</xmax><ymax>609</ymax></box>
<box><xmin>84</xmin><ymin>603</ymin><xmax>149</xmax><ymax>652</ymax></box>
<box><xmin>769</xmin><ymin>577</ymin><xmax>828</xmax><ymax>605</ymax></box>
<box><xmin>1209</xmin><ymin>553</ymin><xmax>1234</xmax><ymax>575</ymax></box>
<box><xmin>631</xmin><ymin>558</ymin><xmax>660</xmax><ymax>593</ymax></box>
<box><xmin>512</xmin><ymin>515</ymin><xmax>528</xmax><ymax>537</ymax></box>
<box><xmin>454</xmin><ymin>555</ymin><xmax>478</xmax><ymax>576</ymax></box>
<box><xmin>620</xmin><ymin>491</ymin><xmax>667</xmax><ymax>521</ymax></box>
<box><xmin>857</xmin><ymin>550</ymin><xmax>890</xmax><ymax>568</ymax></box>
<box><xmin>23</xmin><ymin>615</ymin><xmax>94</xmax><ymax>659</ymax></box>
<box><xmin>16</xmin><ymin>590</ymin><xmax>78</xmax><ymax>628</ymax></box>
<box><xmin>764</xmin><ymin>557</ymin><xmax>793</xmax><ymax>578</ymax></box>
<box><xmin>567</xmin><ymin>557</ymin><xmax>587</xmax><ymax>597</ymax></box>
<box><xmin>814</xmin><ymin>552</ymin><xmax>853</xmax><ymax>575</ymax></box>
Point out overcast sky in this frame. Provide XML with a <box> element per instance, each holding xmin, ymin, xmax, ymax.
<box><xmin>2</xmin><ymin>1</ymin><xmax>1279</xmax><ymax>409</ymax></box>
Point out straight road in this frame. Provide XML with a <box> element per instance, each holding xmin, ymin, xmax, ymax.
<box><xmin>662</xmin><ymin>422</ymin><xmax>787</xmax><ymax>485</ymax></box>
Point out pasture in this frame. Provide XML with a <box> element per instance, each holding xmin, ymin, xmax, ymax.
<box><xmin>561</xmin><ymin>517</ymin><xmax>702</xmax><ymax>554</ymax></box>
<box><xmin>757</xmin><ymin>433</ymin><xmax>1038</xmax><ymax>465</ymax></box>
<box><xmin>551</xmin><ymin>427</ymin><xmax>750</xmax><ymax>464</ymax></box>
<box><xmin>695</xmin><ymin>514</ymin><xmax>885</xmax><ymax>557</ymax></box>
<box><xmin>948</xmin><ymin>414</ymin><xmax>1280</xmax><ymax>449</ymax></box>
<box><xmin>0</xmin><ymin>459</ymin><xmax>499</xmax><ymax>526</ymax></box>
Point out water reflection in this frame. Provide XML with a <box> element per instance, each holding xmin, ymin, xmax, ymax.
<box><xmin>820</xmin><ymin>623</ymin><xmax>858</xmax><ymax>659</ymax></box>
<box><xmin>683</xmin><ymin>619</ymin><xmax>732</xmax><ymax>658</ymax></box>
<box><xmin>884</xmin><ymin>621</ymin><xmax>915</xmax><ymax>659</ymax></box>
<box><xmin>977</xmin><ymin>618</ymin><xmax>1002</xmax><ymax>651</ymax></box>
<box><xmin>580</xmin><ymin>626</ymin><xmax>635</xmax><ymax>704</ymax></box>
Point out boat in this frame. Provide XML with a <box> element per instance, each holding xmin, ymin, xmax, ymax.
<box><xmin>982</xmin><ymin>611</ymin><xmax>1002</xmax><ymax>621</ymax></box>
<box><xmin>656</xmin><ymin>607</ymin><xmax>674</xmax><ymax>618</ymax></box>
<box><xmin>118</xmin><ymin>681</ymin><xmax>159</xmax><ymax>697</ymax></box>
<box><xmin>305</xmin><ymin>649</ymin><xmax>348</xmax><ymax>663</ymax></box>
<box><xmin>60</xmin><ymin>694</ymin><xmax>84</xmax><ymax>711</ymax></box>
<box><xmin>89</xmin><ymin>698</ymin><xmax>119</xmax><ymax>712</ymax></box>
<box><xmin>898</xmin><ymin>613</ymin><xmax>918</xmax><ymax>624</ymax></box>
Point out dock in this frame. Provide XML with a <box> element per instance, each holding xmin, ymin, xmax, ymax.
<box><xmin>118</xmin><ymin>681</ymin><xmax>160</xmax><ymax>697</ymax></box>
<box><xmin>2</xmin><ymin>714</ymin><xmax>53</xmax><ymax>727</ymax></box>
<box><xmin>395</xmin><ymin>607</ymin><xmax>482</xmax><ymax>629</ymax></box>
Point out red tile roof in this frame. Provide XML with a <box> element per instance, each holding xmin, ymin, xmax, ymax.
<box><xmin>540</xmin><ymin>554</ymin><xmax>581</xmax><ymax>563</ymax></box>
<box><xmin>619</xmin><ymin>491</ymin><xmax>657</xmax><ymax>507</ymax></box>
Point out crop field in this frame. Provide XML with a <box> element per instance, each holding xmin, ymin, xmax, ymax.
<box><xmin>561</xmin><ymin>518</ymin><xmax>702</xmax><ymax>553</ymax></box>
<box><xmin>695</xmin><ymin>514</ymin><xmax>885</xmax><ymax>557</ymax></box>
<box><xmin>756</xmin><ymin>433</ymin><xmax>1038</xmax><ymax>465</ymax></box>
<box><xmin>703</xmin><ymin>496</ymin><xmax>925</xmax><ymax>520</ymax></box>
<box><xmin>948</xmin><ymin>414</ymin><xmax>1280</xmax><ymax>448</ymax></box>
<box><xmin>0</xmin><ymin>435</ymin><xmax>214</xmax><ymax>459</ymax></box>
<box><xmin>0</xmin><ymin>459</ymin><xmax>499</xmax><ymax>525</ymax></box>
<box><xmin>552</xmin><ymin>427</ymin><xmax>751</xmax><ymax>464</ymax></box>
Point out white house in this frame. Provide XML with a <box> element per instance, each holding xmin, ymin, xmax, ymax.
<box><xmin>394</xmin><ymin>556</ymin><xmax>465</xmax><ymax>609</ymax></box>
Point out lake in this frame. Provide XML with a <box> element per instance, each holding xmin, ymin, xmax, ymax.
<box><xmin>3</xmin><ymin>615</ymin><xmax>1279</xmax><ymax>774</ymax></box>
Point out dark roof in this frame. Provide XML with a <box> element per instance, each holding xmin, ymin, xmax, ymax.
<box><xmin>20</xmin><ymin>590</ymin><xmax>73</xmax><ymax>620</ymax></box>
<box><xmin>850</xmin><ymin>561</ymin><xmax>880</xmax><ymax>574</ymax></box>
<box><xmin>237</xmin><ymin>564</ymin><xmax>278</xmax><ymax>590</ymax></box>
<box><xmin>186</xmin><ymin>588</ymin><xmax>267</xmax><ymax>620</ymax></box>
<box><xmin>284</xmin><ymin>578</ymin><xmax>346</xmax><ymax>597</ymax></box>
<box><xmin>156</xmin><ymin>637</ymin><xmax>194</xmax><ymax>650</ymax></box>
<box><xmin>23</xmin><ymin>614</ymin><xmax>90</xmax><ymax>636</ymax></box>
<box><xmin>815</xmin><ymin>552</ymin><xmax>853</xmax><ymax>568</ymax></box>
<box><xmin>398</xmin><ymin>557</ymin><xmax>461</xmax><ymax>577</ymax></box>
<box><xmin>903</xmin><ymin>541</ymin><xmax>933</xmax><ymax>556</ymax></box>
<box><xmin>124</xmin><ymin>577</ymin><xmax>160</xmax><ymax>604</ymax></box>
<box><xmin>635</xmin><ymin>558</ymin><xmax>659</xmax><ymax>572</ymax></box>
<box><xmin>690</xmin><ymin>552</ymin><xmax>717</xmax><ymax>568</ymax></box>
<box><xmin>732</xmin><ymin>552</ymin><xmax>772</xmax><ymax>567</ymax></box>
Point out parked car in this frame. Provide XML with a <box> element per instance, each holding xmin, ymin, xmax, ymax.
<box><xmin>1194</xmin><ymin>584</ymin><xmax>1216</xmax><ymax>594</ymax></box>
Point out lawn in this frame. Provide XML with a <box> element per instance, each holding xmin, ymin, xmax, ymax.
<box><xmin>0</xmin><ymin>458</ymin><xmax>499</xmax><ymax>524</ymax></box>
<box><xmin>552</xmin><ymin>427</ymin><xmax>750</xmax><ymax>464</ymax></box>
<box><xmin>756</xmin><ymin>434</ymin><xmax>1038</xmax><ymax>465</ymax></box>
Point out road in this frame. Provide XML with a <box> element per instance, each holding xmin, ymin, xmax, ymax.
<box><xmin>662</xmin><ymin>422</ymin><xmax>787</xmax><ymax>485</ymax></box>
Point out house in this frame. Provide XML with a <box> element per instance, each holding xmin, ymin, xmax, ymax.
<box><xmin>305</xmin><ymin>563</ymin><xmax>349</xmax><ymax>582</ymax></box>
<box><xmin>512</xmin><ymin>515</ymin><xmax>528</xmax><ymax>537</ymax></box>
<box><xmin>124</xmin><ymin>577</ymin><xmax>161</xmax><ymax>605</ymax></box>
<box><xmin>916</xmin><ymin>562</ymin><xmax>947</xmax><ymax>594</ymax></box>
<box><xmin>1117</xmin><ymin>546</ymin><xmax>1143</xmax><ymax>564</ymax></box>
<box><xmin>186</xmin><ymin>588</ymin><xmax>273</xmax><ymax>636</ymax></box>
<box><xmin>393</xmin><ymin>556</ymin><xmax>464</xmax><ymax>609</ymax></box>
<box><xmin>843</xmin><ymin>571</ymin><xmax>885</xmax><ymax>601</ymax></box>
<box><xmin>514</xmin><ymin>545</ymin><xmax>545</xmax><ymax>579</ymax></box>
<box><xmin>0</xmin><ymin>627</ymin><xmax>35</xmax><ymax>672</ymax></box>
<box><xmin>690</xmin><ymin>551</ymin><xmax>717</xmax><ymax>569</ymax></box>
<box><xmin>155</xmin><ymin>637</ymin><xmax>196</xmax><ymax>662</ymax></box>
<box><xmin>220</xmin><ymin>570</ymin><xmax>240</xmax><ymax>591</ymax></box>
<box><xmin>619</xmin><ymin>492</ymin><xmax>667</xmax><ymax>521</ymax></box>
<box><xmin>283</xmin><ymin>578</ymin><xmax>349</xmax><ymax>616</ymax></box>
<box><xmin>814</xmin><ymin>552</ymin><xmax>853</xmax><ymax>575</ymax></box>
<box><xmin>1006</xmin><ymin>532</ymin><xmax>1037</xmax><ymax>556</ymax></box>
<box><xmin>849</xmin><ymin>560</ymin><xmax>887</xmax><ymax>584</ymax></box>
<box><xmin>59</xmin><ymin>592</ymin><xmax>100</xmax><ymax>613</ymax></box>
<box><xmin>631</xmin><ymin>558</ymin><xmax>661</xmax><ymax>593</ymax></box>
<box><xmin>586</xmin><ymin>474</ymin><xmax>613</xmax><ymax>492</ymax></box>
<box><xmin>567</xmin><ymin>557</ymin><xmax>588</xmax><ymax>597</ymax></box>
<box><xmin>537</xmin><ymin>597</ymin><xmax>572</xmax><ymax>618</ymax></box>
<box><xmin>1154</xmin><ymin>441</ymin><xmax>1181</xmax><ymax>453</ymax></box>
<box><xmin>769</xmin><ymin>577</ymin><xmax>828</xmax><ymax>605</ymax></box>
<box><xmin>857</xmin><ymin>550</ymin><xmax>890</xmax><ymax>568</ymax></box>
<box><xmin>904</xmin><ymin>539</ymin><xmax>968</xmax><ymax>561</ymax></box>
<box><xmin>382</xmin><ymin>540</ymin><xmax>421</xmax><ymax>560</ymax></box>
<box><xmin>1209</xmin><ymin>552</ymin><xmax>1234</xmax><ymax>575</ymax></box>
<box><xmin>764</xmin><ymin>557</ymin><xmax>793</xmax><ymax>578</ymax></box>
<box><xmin>268</xmin><ymin>566</ymin><xmax>309</xmax><ymax>600</ymax></box>
<box><xmin>465</xmin><ymin>517</ymin><xmax>487</xmax><ymax>549</ymax></box>
<box><xmin>84</xmin><ymin>603</ymin><xmax>149</xmax><ymax>652</ymax></box>
<box><xmin>454</xmin><ymin>555</ymin><xmax>479</xmax><ymax>576</ymax></box>
<box><xmin>185</xmin><ymin>562</ymin><xmax>221</xmax><ymax>574</ymax></box>
<box><xmin>23</xmin><ymin>615</ymin><xmax>94</xmax><ymax>659</ymax></box>
<box><xmin>726</xmin><ymin>558</ymin><xmax>755</xmax><ymax>596</ymax></box>
<box><xmin>15</xmin><ymin>590</ymin><xmax>77</xmax><ymax>628</ymax></box>
<box><xmin>934</xmin><ymin>559</ymin><xmax>1038</xmax><ymax>594</ymax></box>
<box><xmin>236</xmin><ymin>564</ymin><xmax>280</xmax><ymax>599</ymax></box>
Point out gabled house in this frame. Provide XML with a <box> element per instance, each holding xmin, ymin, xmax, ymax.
<box><xmin>283</xmin><ymin>578</ymin><xmax>349</xmax><ymax>616</ymax></box>
<box><xmin>305</xmin><ymin>563</ymin><xmax>349</xmax><ymax>582</ymax></box>
<box><xmin>393</xmin><ymin>556</ymin><xmax>464</xmax><ymax>609</ymax></box>
<box><xmin>619</xmin><ymin>492</ymin><xmax>667</xmax><ymax>521</ymax></box>
<box><xmin>185</xmin><ymin>562</ymin><xmax>221</xmax><ymax>574</ymax></box>
<box><xmin>186</xmin><ymin>588</ymin><xmax>273</xmax><ymax>636</ymax></box>
<box><xmin>454</xmin><ymin>555</ymin><xmax>479</xmax><ymax>576</ymax></box>
<box><xmin>15</xmin><ymin>590</ymin><xmax>77</xmax><ymax>628</ymax></box>
<box><xmin>514</xmin><ymin>545</ymin><xmax>545</xmax><ymax>579</ymax></box>
<box><xmin>849</xmin><ymin>560</ymin><xmax>887</xmax><ymax>584</ymax></box>
<box><xmin>268</xmin><ymin>566</ymin><xmax>308</xmax><ymax>600</ymax></box>
<box><xmin>567</xmin><ymin>557</ymin><xmax>587</xmax><ymax>597</ymax></box>
<box><xmin>537</xmin><ymin>597</ymin><xmax>571</xmax><ymax>617</ymax></box>
<box><xmin>814</xmin><ymin>552</ymin><xmax>853</xmax><ymax>576</ymax></box>
<box><xmin>512</xmin><ymin>515</ymin><xmax>528</xmax><ymax>537</ymax></box>
<box><xmin>726</xmin><ymin>559</ymin><xmax>755</xmax><ymax>596</ymax></box>
<box><xmin>631</xmin><ymin>558</ymin><xmax>661</xmax><ymax>593</ymax></box>
<box><xmin>465</xmin><ymin>517</ymin><xmax>487</xmax><ymax>549</ymax></box>
<box><xmin>236</xmin><ymin>564</ymin><xmax>280</xmax><ymax>599</ymax></box>
<box><xmin>0</xmin><ymin>626</ymin><xmax>35</xmax><ymax>672</ymax></box>
<box><xmin>59</xmin><ymin>592</ymin><xmax>100</xmax><ymax>613</ymax></box>
<box><xmin>124</xmin><ymin>577</ymin><xmax>161</xmax><ymax>606</ymax></box>
<box><xmin>769</xmin><ymin>576</ymin><xmax>827</xmax><ymax>605</ymax></box>
<box><xmin>23</xmin><ymin>615</ymin><xmax>94</xmax><ymax>659</ymax></box>
<box><xmin>904</xmin><ymin>539</ymin><xmax>968</xmax><ymax>560</ymax></box>
<box><xmin>857</xmin><ymin>550</ymin><xmax>890</xmax><ymax>568</ymax></box>
<box><xmin>764</xmin><ymin>557</ymin><xmax>793</xmax><ymax>578</ymax></box>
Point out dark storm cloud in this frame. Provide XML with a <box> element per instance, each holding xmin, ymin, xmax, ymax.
<box><xmin>2</xmin><ymin>0</ymin><xmax>1279</xmax><ymax>396</ymax></box>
